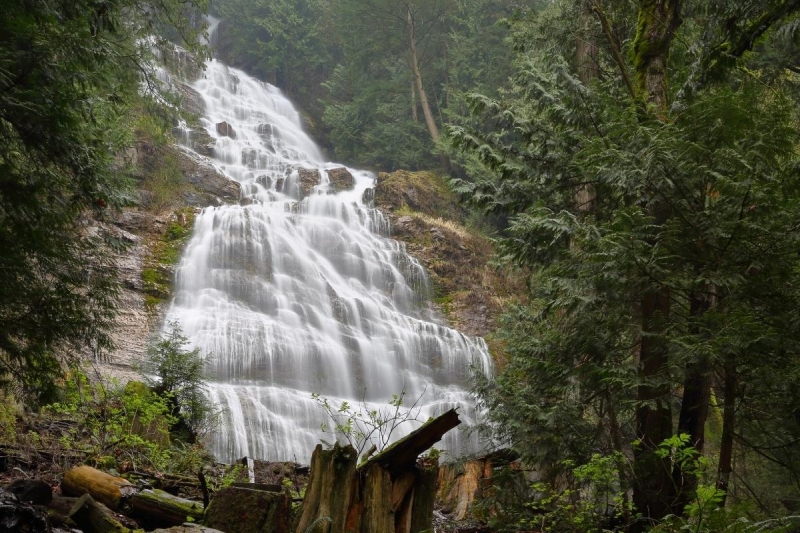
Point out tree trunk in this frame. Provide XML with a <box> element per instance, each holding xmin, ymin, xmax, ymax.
<box><xmin>716</xmin><ymin>351</ymin><xmax>737</xmax><ymax>506</ymax></box>
<box><xmin>407</xmin><ymin>5</ymin><xmax>440</xmax><ymax>145</ymax></box>
<box><xmin>630</xmin><ymin>1</ymin><xmax>684</xmax><ymax>528</ymax></box>
<box><xmin>293</xmin><ymin>444</ymin><xmax>358</xmax><ymax>533</ymax></box>
<box><xmin>411</xmin><ymin>79</ymin><xmax>418</xmax><ymax>122</ymax></box>
<box><xmin>672</xmin><ymin>289</ymin><xmax>712</xmax><ymax>513</ymax></box>
<box><xmin>632</xmin><ymin>286</ymin><xmax>674</xmax><ymax>531</ymax></box>
<box><xmin>128</xmin><ymin>488</ymin><xmax>205</xmax><ymax>527</ymax></box>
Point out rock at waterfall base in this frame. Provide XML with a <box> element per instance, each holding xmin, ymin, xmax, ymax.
<box><xmin>204</xmin><ymin>486</ymin><xmax>291</xmax><ymax>533</ymax></box>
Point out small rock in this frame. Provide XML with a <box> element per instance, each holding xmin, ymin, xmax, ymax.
<box><xmin>297</xmin><ymin>168</ymin><xmax>320</xmax><ymax>198</ymax></box>
<box><xmin>397</xmin><ymin>216</ymin><xmax>413</xmax><ymax>225</ymax></box>
<box><xmin>327</xmin><ymin>167</ymin><xmax>355</xmax><ymax>192</ymax></box>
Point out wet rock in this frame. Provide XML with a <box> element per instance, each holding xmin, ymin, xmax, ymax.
<box><xmin>297</xmin><ymin>168</ymin><xmax>320</xmax><ymax>198</ymax></box>
<box><xmin>176</xmin><ymin>83</ymin><xmax>205</xmax><ymax>118</ymax></box>
<box><xmin>204</xmin><ymin>486</ymin><xmax>291</xmax><ymax>533</ymax></box>
<box><xmin>215</xmin><ymin>121</ymin><xmax>236</xmax><ymax>139</ymax></box>
<box><xmin>5</xmin><ymin>479</ymin><xmax>52</xmax><ymax>505</ymax></box>
<box><xmin>0</xmin><ymin>488</ymin><xmax>50</xmax><ymax>532</ymax></box>
<box><xmin>327</xmin><ymin>167</ymin><xmax>354</xmax><ymax>192</ymax></box>
<box><xmin>362</xmin><ymin>187</ymin><xmax>375</xmax><ymax>205</ymax></box>
<box><xmin>176</xmin><ymin>150</ymin><xmax>241</xmax><ymax>203</ymax></box>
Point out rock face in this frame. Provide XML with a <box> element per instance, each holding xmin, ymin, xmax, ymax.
<box><xmin>373</xmin><ymin>170</ymin><xmax>523</xmax><ymax>338</ymax></box>
<box><xmin>176</xmin><ymin>150</ymin><xmax>241</xmax><ymax>204</ymax></box>
<box><xmin>436</xmin><ymin>451</ymin><xmax>525</xmax><ymax>524</ymax></box>
<box><xmin>176</xmin><ymin>83</ymin><xmax>205</xmax><ymax>118</ymax></box>
<box><xmin>216</xmin><ymin>121</ymin><xmax>236</xmax><ymax>139</ymax></box>
<box><xmin>297</xmin><ymin>168</ymin><xmax>320</xmax><ymax>198</ymax></box>
<box><xmin>204</xmin><ymin>487</ymin><xmax>291</xmax><ymax>533</ymax></box>
<box><xmin>327</xmin><ymin>167</ymin><xmax>354</xmax><ymax>192</ymax></box>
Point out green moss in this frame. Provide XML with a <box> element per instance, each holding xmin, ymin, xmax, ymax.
<box><xmin>142</xmin><ymin>208</ymin><xmax>196</xmax><ymax>311</ymax></box>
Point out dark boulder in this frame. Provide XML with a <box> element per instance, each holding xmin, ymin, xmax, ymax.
<box><xmin>216</xmin><ymin>121</ymin><xmax>237</xmax><ymax>139</ymax></box>
<box><xmin>0</xmin><ymin>488</ymin><xmax>50</xmax><ymax>533</ymax></box>
<box><xmin>5</xmin><ymin>479</ymin><xmax>52</xmax><ymax>505</ymax></box>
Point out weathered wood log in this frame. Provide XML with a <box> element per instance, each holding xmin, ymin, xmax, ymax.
<box><xmin>62</xmin><ymin>465</ymin><xmax>137</xmax><ymax>510</ymax></box>
<box><xmin>128</xmin><ymin>488</ymin><xmax>204</xmax><ymax>528</ymax></box>
<box><xmin>293</xmin><ymin>443</ymin><xmax>358</xmax><ymax>533</ymax></box>
<box><xmin>68</xmin><ymin>493</ymin><xmax>130</xmax><ymax>533</ymax></box>
<box><xmin>359</xmin><ymin>409</ymin><xmax>460</xmax><ymax>476</ymax></box>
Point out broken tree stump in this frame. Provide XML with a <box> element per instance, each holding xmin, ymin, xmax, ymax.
<box><xmin>293</xmin><ymin>443</ymin><xmax>358</xmax><ymax>533</ymax></box>
<box><xmin>359</xmin><ymin>409</ymin><xmax>460</xmax><ymax>476</ymax></box>
<box><xmin>68</xmin><ymin>493</ymin><xmax>130</xmax><ymax>533</ymax></box>
<box><xmin>61</xmin><ymin>465</ymin><xmax>137</xmax><ymax>510</ymax></box>
<box><xmin>293</xmin><ymin>409</ymin><xmax>459</xmax><ymax>533</ymax></box>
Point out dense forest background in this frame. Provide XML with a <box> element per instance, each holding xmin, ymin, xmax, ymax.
<box><xmin>3</xmin><ymin>0</ymin><xmax>800</xmax><ymax>531</ymax></box>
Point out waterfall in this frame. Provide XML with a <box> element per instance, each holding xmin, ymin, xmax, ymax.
<box><xmin>167</xmin><ymin>59</ymin><xmax>493</xmax><ymax>463</ymax></box>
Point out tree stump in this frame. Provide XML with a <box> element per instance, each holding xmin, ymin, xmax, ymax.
<box><xmin>293</xmin><ymin>409</ymin><xmax>459</xmax><ymax>533</ymax></box>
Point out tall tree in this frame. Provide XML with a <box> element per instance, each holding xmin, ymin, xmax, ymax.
<box><xmin>0</xmin><ymin>0</ymin><xmax>207</xmax><ymax>398</ymax></box>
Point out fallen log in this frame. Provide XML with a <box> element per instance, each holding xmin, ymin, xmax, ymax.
<box><xmin>358</xmin><ymin>409</ymin><xmax>460</xmax><ymax>476</ymax></box>
<box><xmin>68</xmin><ymin>493</ymin><xmax>130</xmax><ymax>533</ymax></box>
<box><xmin>129</xmin><ymin>488</ymin><xmax>204</xmax><ymax>528</ymax></box>
<box><xmin>62</xmin><ymin>465</ymin><xmax>137</xmax><ymax>509</ymax></box>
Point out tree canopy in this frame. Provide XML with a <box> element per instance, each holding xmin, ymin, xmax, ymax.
<box><xmin>451</xmin><ymin>0</ymin><xmax>800</xmax><ymax>528</ymax></box>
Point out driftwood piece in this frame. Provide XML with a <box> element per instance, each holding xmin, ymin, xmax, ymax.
<box><xmin>359</xmin><ymin>409</ymin><xmax>460</xmax><ymax>476</ymax></box>
<box><xmin>62</xmin><ymin>465</ymin><xmax>137</xmax><ymax>510</ymax></box>
<box><xmin>68</xmin><ymin>493</ymin><xmax>130</xmax><ymax>533</ymax></box>
<box><xmin>129</xmin><ymin>488</ymin><xmax>204</xmax><ymax>527</ymax></box>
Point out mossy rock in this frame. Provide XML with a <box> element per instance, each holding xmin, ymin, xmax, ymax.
<box><xmin>204</xmin><ymin>487</ymin><xmax>292</xmax><ymax>533</ymax></box>
<box><xmin>374</xmin><ymin>170</ymin><xmax>463</xmax><ymax>222</ymax></box>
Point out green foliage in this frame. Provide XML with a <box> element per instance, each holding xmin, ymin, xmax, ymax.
<box><xmin>212</xmin><ymin>0</ymin><xmax>519</xmax><ymax>170</ymax></box>
<box><xmin>0</xmin><ymin>0</ymin><xmax>208</xmax><ymax>398</ymax></box>
<box><xmin>454</xmin><ymin>0</ymin><xmax>800</xmax><ymax>528</ymax></box>
<box><xmin>312</xmin><ymin>390</ymin><xmax>422</xmax><ymax>460</ymax></box>
<box><xmin>46</xmin><ymin>372</ymin><xmax>175</xmax><ymax>471</ymax></box>
<box><xmin>141</xmin><ymin>321</ymin><xmax>216</xmax><ymax>442</ymax></box>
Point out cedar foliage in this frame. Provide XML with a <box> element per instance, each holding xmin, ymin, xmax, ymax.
<box><xmin>451</xmin><ymin>0</ymin><xmax>800</xmax><ymax>529</ymax></box>
<box><xmin>0</xmin><ymin>0</ymin><xmax>207</xmax><ymax>398</ymax></box>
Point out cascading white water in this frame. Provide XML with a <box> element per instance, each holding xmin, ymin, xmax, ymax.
<box><xmin>167</xmin><ymin>59</ymin><xmax>493</xmax><ymax>463</ymax></box>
